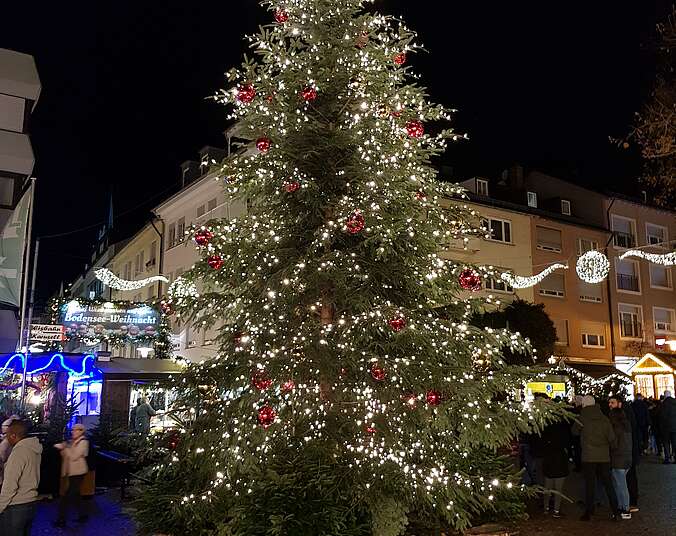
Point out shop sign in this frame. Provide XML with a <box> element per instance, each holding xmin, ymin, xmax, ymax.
<box><xmin>58</xmin><ymin>300</ymin><xmax>160</xmax><ymax>338</ymax></box>
<box><xmin>526</xmin><ymin>381</ymin><xmax>566</xmax><ymax>399</ymax></box>
<box><xmin>30</xmin><ymin>324</ymin><xmax>65</xmax><ymax>342</ymax></box>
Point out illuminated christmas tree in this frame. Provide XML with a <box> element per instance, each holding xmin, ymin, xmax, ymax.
<box><xmin>136</xmin><ymin>1</ymin><xmax>565</xmax><ymax>534</ymax></box>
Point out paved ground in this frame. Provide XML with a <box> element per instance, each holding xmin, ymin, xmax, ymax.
<box><xmin>516</xmin><ymin>454</ymin><xmax>676</xmax><ymax>536</ymax></box>
<box><xmin>25</xmin><ymin>455</ymin><xmax>674</xmax><ymax>535</ymax></box>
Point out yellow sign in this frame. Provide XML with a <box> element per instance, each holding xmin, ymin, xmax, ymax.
<box><xmin>527</xmin><ymin>382</ymin><xmax>566</xmax><ymax>399</ymax></box>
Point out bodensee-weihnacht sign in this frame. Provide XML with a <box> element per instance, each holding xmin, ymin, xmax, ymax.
<box><xmin>58</xmin><ymin>300</ymin><xmax>160</xmax><ymax>339</ymax></box>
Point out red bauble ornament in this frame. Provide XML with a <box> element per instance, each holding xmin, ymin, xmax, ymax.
<box><xmin>252</xmin><ymin>370</ymin><xmax>273</xmax><ymax>391</ymax></box>
<box><xmin>160</xmin><ymin>301</ymin><xmax>174</xmax><ymax>316</ymax></box>
<box><xmin>233</xmin><ymin>331</ymin><xmax>246</xmax><ymax>346</ymax></box>
<box><xmin>194</xmin><ymin>228</ymin><xmax>214</xmax><ymax>246</ymax></box>
<box><xmin>415</xmin><ymin>190</ymin><xmax>427</xmax><ymax>201</ymax></box>
<box><xmin>388</xmin><ymin>315</ymin><xmax>406</xmax><ymax>332</ymax></box>
<box><xmin>301</xmin><ymin>86</ymin><xmax>317</xmax><ymax>102</ymax></box>
<box><xmin>365</xmin><ymin>425</ymin><xmax>377</xmax><ymax>434</ymax></box>
<box><xmin>426</xmin><ymin>390</ymin><xmax>442</xmax><ymax>406</ymax></box>
<box><xmin>207</xmin><ymin>255</ymin><xmax>224</xmax><ymax>270</ymax></box>
<box><xmin>166</xmin><ymin>430</ymin><xmax>181</xmax><ymax>450</ymax></box>
<box><xmin>458</xmin><ymin>268</ymin><xmax>482</xmax><ymax>291</ymax></box>
<box><xmin>394</xmin><ymin>52</ymin><xmax>407</xmax><ymax>66</ymax></box>
<box><xmin>370</xmin><ymin>363</ymin><xmax>386</xmax><ymax>381</ymax></box>
<box><xmin>274</xmin><ymin>9</ymin><xmax>289</xmax><ymax>23</ymax></box>
<box><xmin>236</xmin><ymin>84</ymin><xmax>256</xmax><ymax>104</ymax></box>
<box><xmin>390</xmin><ymin>109</ymin><xmax>402</xmax><ymax>118</ymax></box>
<box><xmin>284</xmin><ymin>181</ymin><xmax>300</xmax><ymax>193</ymax></box>
<box><xmin>257</xmin><ymin>405</ymin><xmax>276</xmax><ymax>428</ymax></box>
<box><xmin>346</xmin><ymin>211</ymin><xmax>365</xmax><ymax>234</ymax></box>
<box><xmin>281</xmin><ymin>380</ymin><xmax>295</xmax><ymax>392</ymax></box>
<box><xmin>256</xmin><ymin>137</ymin><xmax>272</xmax><ymax>153</ymax></box>
<box><xmin>405</xmin><ymin>120</ymin><xmax>425</xmax><ymax>138</ymax></box>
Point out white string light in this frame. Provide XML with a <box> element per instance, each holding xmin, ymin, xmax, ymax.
<box><xmin>94</xmin><ymin>268</ymin><xmax>168</xmax><ymax>291</ymax></box>
<box><xmin>168</xmin><ymin>277</ymin><xmax>199</xmax><ymax>299</ymax></box>
<box><xmin>575</xmin><ymin>251</ymin><xmax>610</xmax><ymax>283</ymax></box>
<box><xmin>619</xmin><ymin>250</ymin><xmax>676</xmax><ymax>266</ymax></box>
<box><xmin>500</xmin><ymin>263</ymin><xmax>568</xmax><ymax>289</ymax></box>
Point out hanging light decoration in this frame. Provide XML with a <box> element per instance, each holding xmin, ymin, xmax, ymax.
<box><xmin>94</xmin><ymin>268</ymin><xmax>168</xmax><ymax>291</ymax></box>
<box><xmin>576</xmin><ymin>250</ymin><xmax>610</xmax><ymax>283</ymax></box>
<box><xmin>500</xmin><ymin>263</ymin><xmax>568</xmax><ymax>289</ymax></box>
<box><xmin>619</xmin><ymin>250</ymin><xmax>676</xmax><ymax>266</ymax></box>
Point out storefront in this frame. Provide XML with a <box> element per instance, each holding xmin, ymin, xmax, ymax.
<box><xmin>629</xmin><ymin>352</ymin><xmax>676</xmax><ymax>399</ymax></box>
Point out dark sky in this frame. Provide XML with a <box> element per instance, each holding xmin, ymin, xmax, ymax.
<box><xmin>1</xmin><ymin>0</ymin><xmax>670</xmax><ymax>302</ymax></box>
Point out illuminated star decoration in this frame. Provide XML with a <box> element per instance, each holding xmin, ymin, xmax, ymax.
<box><xmin>576</xmin><ymin>250</ymin><xmax>610</xmax><ymax>283</ymax></box>
<box><xmin>619</xmin><ymin>250</ymin><xmax>676</xmax><ymax>266</ymax></box>
<box><xmin>94</xmin><ymin>268</ymin><xmax>169</xmax><ymax>291</ymax></box>
<box><xmin>500</xmin><ymin>263</ymin><xmax>568</xmax><ymax>289</ymax></box>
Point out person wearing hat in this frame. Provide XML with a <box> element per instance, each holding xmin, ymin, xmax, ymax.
<box><xmin>54</xmin><ymin>423</ymin><xmax>89</xmax><ymax>527</ymax></box>
<box><xmin>660</xmin><ymin>390</ymin><xmax>676</xmax><ymax>463</ymax></box>
<box><xmin>572</xmin><ymin>395</ymin><xmax>620</xmax><ymax>521</ymax></box>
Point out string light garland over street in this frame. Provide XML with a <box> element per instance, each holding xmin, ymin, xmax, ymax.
<box><xmin>500</xmin><ymin>263</ymin><xmax>568</xmax><ymax>289</ymax></box>
<box><xmin>94</xmin><ymin>268</ymin><xmax>168</xmax><ymax>291</ymax></box>
<box><xmin>575</xmin><ymin>250</ymin><xmax>610</xmax><ymax>283</ymax></box>
<box><xmin>619</xmin><ymin>249</ymin><xmax>676</xmax><ymax>266</ymax></box>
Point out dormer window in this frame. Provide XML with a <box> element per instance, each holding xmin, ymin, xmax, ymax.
<box><xmin>476</xmin><ymin>179</ymin><xmax>488</xmax><ymax>196</ymax></box>
<box><xmin>561</xmin><ymin>199</ymin><xmax>571</xmax><ymax>215</ymax></box>
<box><xmin>527</xmin><ymin>191</ymin><xmax>537</xmax><ymax>208</ymax></box>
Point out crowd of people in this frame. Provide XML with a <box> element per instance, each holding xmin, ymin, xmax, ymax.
<box><xmin>0</xmin><ymin>416</ymin><xmax>91</xmax><ymax>535</ymax></box>
<box><xmin>522</xmin><ymin>390</ymin><xmax>676</xmax><ymax>522</ymax></box>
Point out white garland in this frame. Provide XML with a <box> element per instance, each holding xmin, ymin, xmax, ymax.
<box><xmin>576</xmin><ymin>250</ymin><xmax>610</xmax><ymax>283</ymax></box>
<box><xmin>168</xmin><ymin>277</ymin><xmax>199</xmax><ymax>299</ymax></box>
<box><xmin>500</xmin><ymin>263</ymin><xmax>568</xmax><ymax>289</ymax></box>
<box><xmin>619</xmin><ymin>250</ymin><xmax>676</xmax><ymax>266</ymax></box>
<box><xmin>94</xmin><ymin>268</ymin><xmax>169</xmax><ymax>291</ymax></box>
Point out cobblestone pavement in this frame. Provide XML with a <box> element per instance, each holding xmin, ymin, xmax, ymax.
<box><xmin>516</xmin><ymin>455</ymin><xmax>676</xmax><ymax>536</ymax></box>
<box><xmin>30</xmin><ymin>488</ymin><xmax>136</xmax><ymax>536</ymax></box>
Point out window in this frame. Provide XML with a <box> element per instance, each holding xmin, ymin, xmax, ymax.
<box><xmin>577</xmin><ymin>238</ymin><xmax>599</xmax><ymax>255</ymax></box>
<box><xmin>527</xmin><ymin>191</ymin><xmax>538</xmax><ymax>208</ymax></box>
<box><xmin>619</xmin><ymin>304</ymin><xmax>643</xmax><ymax>339</ymax></box>
<box><xmin>635</xmin><ymin>375</ymin><xmax>654</xmax><ymax>398</ymax></box>
<box><xmin>656</xmin><ymin>375</ymin><xmax>675</xmax><ymax>399</ymax></box>
<box><xmin>616</xmin><ymin>259</ymin><xmax>641</xmax><ymax>293</ymax></box>
<box><xmin>177</xmin><ymin>217</ymin><xmax>186</xmax><ymax>243</ymax></box>
<box><xmin>196</xmin><ymin>204</ymin><xmax>206</xmax><ymax>218</ymax></box>
<box><xmin>148</xmin><ymin>241</ymin><xmax>157</xmax><ymax>267</ymax></box>
<box><xmin>207</xmin><ymin>198</ymin><xmax>218</xmax><ymax>212</ymax></box>
<box><xmin>536</xmin><ymin>226</ymin><xmax>562</xmax><ymax>253</ymax></box>
<box><xmin>561</xmin><ymin>199</ymin><xmax>571</xmax><ymax>216</ymax></box>
<box><xmin>539</xmin><ymin>273</ymin><xmax>565</xmax><ymax>297</ymax></box>
<box><xmin>485</xmin><ymin>273</ymin><xmax>513</xmax><ymax>293</ymax></box>
<box><xmin>653</xmin><ymin>307</ymin><xmax>675</xmax><ymax>333</ymax></box>
<box><xmin>581</xmin><ymin>322</ymin><xmax>606</xmax><ymax>348</ymax></box>
<box><xmin>476</xmin><ymin>179</ymin><xmax>488</xmax><ymax>196</ymax></box>
<box><xmin>552</xmin><ymin>319</ymin><xmax>569</xmax><ymax>346</ymax></box>
<box><xmin>649</xmin><ymin>264</ymin><xmax>672</xmax><ymax>289</ymax></box>
<box><xmin>611</xmin><ymin>215</ymin><xmax>636</xmax><ymax>248</ymax></box>
<box><xmin>167</xmin><ymin>224</ymin><xmax>176</xmax><ymax>249</ymax></box>
<box><xmin>482</xmin><ymin>217</ymin><xmax>512</xmax><ymax>244</ymax></box>
<box><xmin>646</xmin><ymin>223</ymin><xmax>667</xmax><ymax>247</ymax></box>
<box><xmin>579</xmin><ymin>281</ymin><xmax>602</xmax><ymax>303</ymax></box>
<box><xmin>123</xmin><ymin>261</ymin><xmax>132</xmax><ymax>280</ymax></box>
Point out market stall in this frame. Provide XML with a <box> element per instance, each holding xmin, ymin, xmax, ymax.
<box><xmin>629</xmin><ymin>352</ymin><xmax>676</xmax><ymax>399</ymax></box>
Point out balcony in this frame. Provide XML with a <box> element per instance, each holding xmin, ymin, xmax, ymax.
<box><xmin>617</xmin><ymin>273</ymin><xmax>639</xmax><ymax>292</ymax></box>
<box><xmin>613</xmin><ymin>231</ymin><xmax>636</xmax><ymax>248</ymax></box>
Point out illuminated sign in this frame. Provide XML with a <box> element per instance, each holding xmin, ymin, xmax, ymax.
<box><xmin>58</xmin><ymin>300</ymin><xmax>161</xmax><ymax>339</ymax></box>
<box><xmin>30</xmin><ymin>324</ymin><xmax>65</xmax><ymax>342</ymax></box>
<box><xmin>527</xmin><ymin>381</ymin><xmax>566</xmax><ymax>399</ymax></box>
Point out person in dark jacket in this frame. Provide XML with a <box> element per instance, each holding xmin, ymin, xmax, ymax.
<box><xmin>572</xmin><ymin>395</ymin><xmax>619</xmax><ymax>521</ymax></box>
<box><xmin>134</xmin><ymin>398</ymin><xmax>157</xmax><ymax>435</ymax></box>
<box><xmin>609</xmin><ymin>408</ymin><xmax>632</xmax><ymax>519</ymax></box>
<box><xmin>649</xmin><ymin>399</ymin><xmax>662</xmax><ymax>456</ymax></box>
<box><xmin>541</xmin><ymin>419</ymin><xmax>571</xmax><ymax>517</ymax></box>
<box><xmin>609</xmin><ymin>396</ymin><xmax>640</xmax><ymax>511</ymax></box>
<box><xmin>632</xmin><ymin>394</ymin><xmax>650</xmax><ymax>451</ymax></box>
<box><xmin>659</xmin><ymin>391</ymin><xmax>676</xmax><ymax>463</ymax></box>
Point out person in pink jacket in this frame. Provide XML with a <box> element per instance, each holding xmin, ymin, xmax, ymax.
<box><xmin>54</xmin><ymin>423</ymin><xmax>89</xmax><ymax>527</ymax></box>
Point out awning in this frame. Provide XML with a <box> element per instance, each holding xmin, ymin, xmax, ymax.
<box><xmin>95</xmin><ymin>358</ymin><xmax>185</xmax><ymax>381</ymax></box>
<box><xmin>564</xmin><ymin>362</ymin><xmax>630</xmax><ymax>380</ymax></box>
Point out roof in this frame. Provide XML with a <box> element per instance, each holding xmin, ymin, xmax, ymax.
<box><xmin>0</xmin><ymin>48</ymin><xmax>41</xmax><ymax>103</ymax></box>
<box><xmin>565</xmin><ymin>362</ymin><xmax>630</xmax><ymax>379</ymax></box>
<box><xmin>96</xmin><ymin>358</ymin><xmax>185</xmax><ymax>380</ymax></box>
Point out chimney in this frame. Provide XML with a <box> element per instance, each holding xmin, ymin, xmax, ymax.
<box><xmin>509</xmin><ymin>164</ymin><xmax>525</xmax><ymax>189</ymax></box>
<box><xmin>199</xmin><ymin>146</ymin><xmax>227</xmax><ymax>170</ymax></box>
<box><xmin>180</xmin><ymin>160</ymin><xmax>201</xmax><ymax>187</ymax></box>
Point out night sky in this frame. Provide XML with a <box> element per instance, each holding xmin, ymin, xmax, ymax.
<box><xmin>1</xmin><ymin>0</ymin><xmax>670</xmax><ymax>303</ymax></box>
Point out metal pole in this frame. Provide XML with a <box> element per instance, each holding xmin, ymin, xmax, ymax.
<box><xmin>18</xmin><ymin>179</ymin><xmax>36</xmax><ymax>411</ymax></box>
<box><xmin>20</xmin><ymin>237</ymin><xmax>40</xmax><ymax>408</ymax></box>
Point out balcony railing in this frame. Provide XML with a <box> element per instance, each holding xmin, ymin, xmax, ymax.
<box><xmin>613</xmin><ymin>231</ymin><xmax>636</xmax><ymax>248</ymax></box>
<box><xmin>617</xmin><ymin>273</ymin><xmax>639</xmax><ymax>292</ymax></box>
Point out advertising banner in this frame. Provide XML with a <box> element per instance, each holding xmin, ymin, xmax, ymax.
<box><xmin>30</xmin><ymin>324</ymin><xmax>65</xmax><ymax>342</ymax></box>
<box><xmin>58</xmin><ymin>300</ymin><xmax>160</xmax><ymax>339</ymax></box>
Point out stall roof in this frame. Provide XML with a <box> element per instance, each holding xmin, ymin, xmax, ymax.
<box><xmin>96</xmin><ymin>358</ymin><xmax>185</xmax><ymax>380</ymax></box>
<box><xmin>565</xmin><ymin>362</ymin><xmax>630</xmax><ymax>379</ymax></box>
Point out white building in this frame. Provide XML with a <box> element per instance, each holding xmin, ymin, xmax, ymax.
<box><xmin>154</xmin><ymin>145</ymin><xmax>246</xmax><ymax>362</ymax></box>
<box><xmin>0</xmin><ymin>48</ymin><xmax>40</xmax><ymax>228</ymax></box>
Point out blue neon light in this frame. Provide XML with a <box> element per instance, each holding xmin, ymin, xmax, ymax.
<box><xmin>0</xmin><ymin>353</ymin><xmax>96</xmax><ymax>377</ymax></box>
